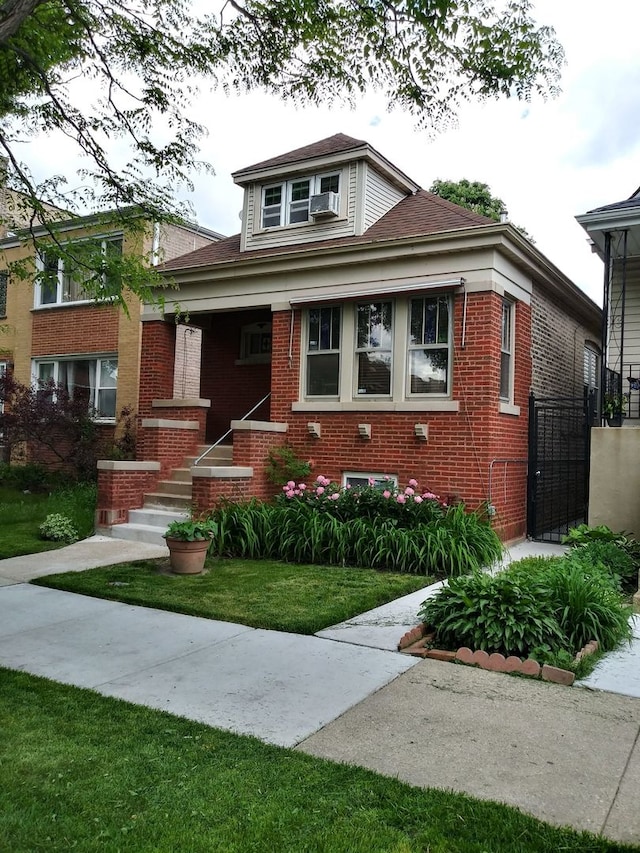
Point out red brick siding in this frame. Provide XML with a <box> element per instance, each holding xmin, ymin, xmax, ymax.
<box><xmin>138</xmin><ymin>321</ymin><xmax>176</xmax><ymax>415</ymax></box>
<box><xmin>192</xmin><ymin>476</ymin><xmax>254</xmax><ymax>512</ymax></box>
<box><xmin>270</xmin><ymin>293</ymin><xmax>531</xmax><ymax>541</ymax></box>
<box><xmin>200</xmin><ymin>309</ymin><xmax>271</xmax><ymax>440</ymax></box>
<box><xmin>31</xmin><ymin>305</ymin><xmax>119</xmax><ymax>356</ymax></box>
<box><xmin>97</xmin><ymin>468</ymin><xmax>160</xmax><ymax>522</ymax></box>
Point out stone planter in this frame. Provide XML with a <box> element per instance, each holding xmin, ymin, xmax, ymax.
<box><xmin>164</xmin><ymin>537</ymin><xmax>210</xmax><ymax>574</ymax></box>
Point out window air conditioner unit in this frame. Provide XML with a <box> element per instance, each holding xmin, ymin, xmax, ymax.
<box><xmin>309</xmin><ymin>191</ymin><xmax>340</xmax><ymax>218</ymax></box>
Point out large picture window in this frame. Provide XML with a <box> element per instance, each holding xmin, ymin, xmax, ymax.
<box><xmin>355</xmin><ymin>301</ymin><xmax>393</xmax><ymax>396</ymax></box>
<box><xmin>35</xmin><ymin>237</ymin><xmax>123</xmax><ymax>307</ymax></box>
<box><xmin>307</xmin><ymin>306</ymin><xmax>341</xmax><ymax>396</ymax></box>
<box><xmin>34</xmin><ymin>356</ymin><xmax>118</xmax><ymax>419</ymax></box>
<box><xmin>408</xmin><ymin>296</ymin><xmax>450</xmax><ymax>395</ymax></box>
<box><xmin>261</xmin><ymin>173</ymin><xmax>340</xmax><ymax>228</ymax></box>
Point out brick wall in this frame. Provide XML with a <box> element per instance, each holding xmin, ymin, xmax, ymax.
<box><xmin>200</xmin><ymin>309</ymin><xmax>271</xmax><ymax>440</ymax></box>
<box><xmin>530</xmin><ymin>285</ymin><xmax>599</xmax><ymax>398</ymax></box>
<box><xmin>138</xmin><ymin>321</ymin><xmax>176</xmax><ymax>415</ymax></box>
<box><xmin>270</xmin><ymin>293</ymin><xmax>532</xmax><ymax>541</ymax></box>
<box><xmin>158</xmin><ymin>224</ymin><xmax>219</xmax><ymax>264</ymax></box>
<box><xmin>31</xmin><ymin>304</ymin><xmax>119</xmax><ymax>356</ymax></box>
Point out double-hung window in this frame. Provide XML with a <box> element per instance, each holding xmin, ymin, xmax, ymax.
<box><xmin>261</xmin><ymin>173</ymin><xmax>340</xmax><ymax>228</ymax></box>
<box><xmin>355</xmin><ymin>301</ymin><xmax>393</xmax><ymax>396</ymax></box>
<box><xmin>34</xmin><ymin>356</ymin><xmax>118</xmax><ymax>420</ymax></box>
<box><xmin>35</xmin><ymin>237</ymin><xmax>123</xmax><ymax>307</ymax></box>
<box><xmin>306</xmin><ymin>306</ymin><xmax>341</xmax><ymax>396</ymax></box>
<box><xmin>500</xmin><ymin>300</ymin><xmax>514</xmax><ymax>401</ymax></box>
<box><xmin>408</xmin><ymin>296</ymin><xmax>450</xmax><ymax>395</ymax></box>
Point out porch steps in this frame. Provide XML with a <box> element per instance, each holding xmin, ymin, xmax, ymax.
<box><xmin>105</xmin><ymin>444</ymin><xmax>234</xmax><ymax>547</ymax></box>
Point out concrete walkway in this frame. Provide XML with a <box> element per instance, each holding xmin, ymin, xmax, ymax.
<box><xmin>2</xmin><ymin>537</ymin><xmax>640</xmax><ymax>844</ymax></box>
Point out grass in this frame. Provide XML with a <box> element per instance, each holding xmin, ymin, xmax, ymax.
<box><xmin>0</xmin><ymin>482</ymin><xmax>96</xmax><ymax>559</ymax></box>
<box><xmin>33</xmin><ymin>557</ymin><xmax>433</xmax><ymax>634</ymax></box>
<box><xmin>1</xmin><ymin>668</ymin><xmax>636</xmax><ymax>853</ymax></box>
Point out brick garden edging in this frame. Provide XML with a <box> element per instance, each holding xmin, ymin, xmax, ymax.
<box><xmin>398</xmin><ymin>623</ymin><xmax>600</xmax><ymax>686</ymax></box>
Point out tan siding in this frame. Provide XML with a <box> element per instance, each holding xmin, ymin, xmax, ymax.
<box><xmin>363</xmin><ymin>166</ymin><xmax>406</xmax><ymax>231</ymax></box>
<box><xmin>243</xmin><ymin>165</ymin><xmax>357</xmax><ymax>252</ymax></box>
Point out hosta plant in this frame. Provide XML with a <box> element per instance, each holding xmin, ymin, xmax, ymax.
<box><xmin>39</xmin><ymin>513</ymin><xmax>79</xmax><ymax>544</ymax></box>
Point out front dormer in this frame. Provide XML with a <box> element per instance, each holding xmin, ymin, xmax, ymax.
<box><xmin>232</xmin><ymin>133</ymin><xmax>420</xmax><ymax>253</ymax></box>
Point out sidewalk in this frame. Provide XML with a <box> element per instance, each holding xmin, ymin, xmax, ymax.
<box><xmin>1</xmin><ymin>537</ymin><xmax>640</xmax><ymax>843</ymax></box>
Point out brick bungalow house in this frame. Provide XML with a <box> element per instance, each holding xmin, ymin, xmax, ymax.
<box><xmin>97</xmin><ymin>134</ymin><xmax>600</xmax><ymax>544</ymax></box>
<box><xmin>0</xmin><ymin>207</ymin><xmax>221</xmax><ymax>463</ymax></box>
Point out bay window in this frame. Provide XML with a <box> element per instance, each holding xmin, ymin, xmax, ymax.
<box><xmin>35</xmin><ymin>356</ymin><xmax>118</xmax><ymax>419</ymax></box>
<box><xmin>302</xmin><ymin>292</ymin><xmax>455</xmax><ymax>406</ymax></box>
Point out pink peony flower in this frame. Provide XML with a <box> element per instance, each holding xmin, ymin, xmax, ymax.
<box><xmin>396</xmin><ymin>494</ymin><xmax>406</xmax><ymax>504</ymax></box>
<box><xmin>368</xmin><ymin>477</ymin><xmax>375</xmax><ymax>486</ymax></box>
<box><xmin>287</xmin><ymin>480</ymin><xmax>296</xmax><ymax>489</ymax></box>
<box><xmin>285</xmin><ymin>489</ymin><xmax>295</xmax><ymax>498</ymax></box>
<box><xmin>298</xmin><ymin>483</ymin><xmax>307</xmax><ymax>490</ymax></box>
<box><xmin>329</xmin><ymin>492</ymin><xmax>340</xmax><ymax>500</ymax></box>
<box><xmin>404</xmin><ymin>487</ymin><xmax>415</xmax><ymax>496</ymax></box>
<box><xmin>316</xmin><ymin>486</ymin><xmax>325</xmax><ymax>496</ymax></box>
<box><xmin>408</xmin><ymin>478</ymin><xmax>418</xmax><ymax>488</ymax></box>
<box><xmin>383</xmin><ymin>490</ymin><xmax>391</xmax><ymax>499</ymax></box>
<box><xmin>423</xmin><ymin>492</ymin><xmax>437</xmax><ymax>500</ymax></box>
<box><xmin>414</xmin><ymin>495</ymin><xmax>423</xmax><ymax>503</ymax></box>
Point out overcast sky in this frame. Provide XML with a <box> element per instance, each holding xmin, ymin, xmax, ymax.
<box><xmin>176</xmin><ymin>0</ymin><xmax>637</xmax><ymax>306</ymax></box>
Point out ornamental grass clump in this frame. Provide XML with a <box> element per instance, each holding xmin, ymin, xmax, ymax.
<box><xmin>212</xmin><ymin>476</ymin><xmax>503</xmax><ymax>577</ymax></box>
<box><xmin>419</xmin><ymin>549</ymin><xmax>632</xmax><ymax>663</ymax></box>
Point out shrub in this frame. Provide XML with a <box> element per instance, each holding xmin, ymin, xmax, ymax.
<box><xmin>419</xmin><ymin>570</ymin><xmax>565</xmax><ymax>657</ymax></box>
<box><xmin>213</xmin><ymin>489</ymin><xmax>503</xmax><ymax>577</ymax></box>
<box><xmin>265</xmin><ymin>445</ymin><xmax>311</xmax><ymax>485</ymax></box>
<box><xmin>420</xmin><ymin>552</ymin><xmax>633</xmax><ymax>662</ymax></box>
<box><xmin>39</xmin><ymin>513</ymin><xmax>79</xmax><ymax>544</ymax></box>
<box><xmin>563</xmin><ymin>524</ymin><xmax>640</xmax><ymax>592</ymax></box>
<box><xmin>565</xmin><ymin>540</ymin><xmax>637</xmax><ymax>592</ymax></box>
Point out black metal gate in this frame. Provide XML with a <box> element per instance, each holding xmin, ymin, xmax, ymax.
<box><xmin>527</xmin><ymin>393</ymin><xmax>595</xmax><ymax>542</ymax></box>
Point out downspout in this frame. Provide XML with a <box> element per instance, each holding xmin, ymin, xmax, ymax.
<box><xmin>600</xmin><ymin>232</ymin><xmax>611</xmax><ymax>422</ymax></box>
<box><xmin>619</xmin><ymin>230</ymin><xmax>629</xmax><ymax>410</ymax></box>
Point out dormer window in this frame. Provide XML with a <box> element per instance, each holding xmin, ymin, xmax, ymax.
<box><xmin>261</xmin><ymin>173</ymin><xmax>340</xmax><ymax>229</ymax></box>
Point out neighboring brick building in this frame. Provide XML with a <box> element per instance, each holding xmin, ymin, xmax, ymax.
<box><xmin>98</xmin><ymin>135</ymin><xmax>600</xmax><ymax>543</ymax></box>
<box><xmin>0</xmin><ymin>209</ymin><xmax>222</xmax><ymax>461</ymax></box>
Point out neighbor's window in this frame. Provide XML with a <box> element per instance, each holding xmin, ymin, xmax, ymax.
<box><xmin>34</xmin><ymin>356</ymin><xmax>118</xmax><ymax>419</ymax></box>
<box><xmin>407</xmin><ymin>296</ymin><xmax>450</xmax><ymax>395</ymax></box>
<box><xmin>583</xmin><ymin>345</ymin><xmax>599</xmax><ymax>395</ymax></box>
<box><xmin>500</xmin><ymin>300</ymin><xmax>513</xmax><ymax>400</ymax></box>
<box><xmin>306</xmin><ymin>306</ymin><xmax>341</xmax><ymax>396</ymax></box>
<box><xmin>355</xmin><ymin>301</ymin><xmax>393</xmax><ymax>396</ymax></box>
<box><xmin>35</xmin><ymin>237</ymin><xmax>123</xmax><ymax>307</ymax></box>
<box><xmin>261</xmin><ymin>173</ymin><xmax>340</xmax><ymax>228</ymax></box>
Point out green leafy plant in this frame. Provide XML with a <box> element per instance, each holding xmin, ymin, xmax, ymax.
<box><xmin>213</xmin><ymin>491</ymin><xmax>502</xmax><ymax>577</ymax></box>
<box><xmin>164</xmin><ymin>516</ymin><xmax>218</xmax><ymax>542</ymax></box>
<box><xmin>39</xmin><ymin>513</ymin><xmax>79</xmax><ymax>544</ymax></box>
<box><xmin>419</xmin><ymin>570</ymin><xmax>565</xmax><ymax>657</ymax></box>
<box><xmin>265</xmin><ymin>445</ymin><xmax>311</xmax><ymax>486</ymax></box>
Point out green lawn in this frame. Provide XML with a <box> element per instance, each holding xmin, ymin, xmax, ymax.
<box><xmin>33</xmin><ymin>557</ymin><xmax>433</xmax><ymax>634</ymax></box>
<box><xmin>0</xmin><ymin>483</ymin><xmax>96</xmax><ymax>559</ymax></box>
<box><xmin>1</xmin><ymin>668</ymin><xmax>634</xmax><ymax>853</ymax></box>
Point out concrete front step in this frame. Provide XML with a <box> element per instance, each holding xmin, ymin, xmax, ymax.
<box><xmin>185</xmin><ymin>444</ymin><xmax>233</xmax><ymax>468</ymax></box>
<box><xmin>156</xmin><ymin>479</ymin><xmax>193</xmax><ymax>497</ymax></box>
<box><xmin>143</xmin><ymin>491</ymin><xmax>192</xmax><ymax>509</ymax></box>
<box><xmin>108</xmin><ymin>508</ymin><xmax>189</xmax><ymax>547</ymax></box>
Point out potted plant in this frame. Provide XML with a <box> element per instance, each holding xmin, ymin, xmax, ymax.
<box><xmin>163</xmin><ymin>515</ymin><xmax>218</xmax><ymax>574</ymax></box>
<box><xmin>603</xmin><ymin>393</ymin><xmax>628</xmax><ymax>427</ymax></box>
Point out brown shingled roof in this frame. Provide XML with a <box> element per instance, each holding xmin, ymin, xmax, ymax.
<box><xmin>162</xmin><ymin>190</ymin><xmax>495</xmax><ymax>273</ymax></box>
<box><xmin>234</xmin><ymin>134</ymin><xmax>368</xmax><ymax>175</ymax></box>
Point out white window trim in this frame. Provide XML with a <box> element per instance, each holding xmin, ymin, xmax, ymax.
<box><xmin>342</xmin><ymin>471</ymin><xmax>399</xmax><ymax>489</ymax></box>
<box><xmin>499</xmin><ymin>299</ymin><xmax>514</xmax><ymax>403</ymax></box>
<box><xmin>299</xmin><ymin>295</ymin><xmax>458</xmax><ymax>412</ymax></box>
<box><xmin>32</xmin><ymin>354</ymin><xmax>118</xmax><ymax>422</ymax></box>
<box><xmin>34</xmin><ymin>235</ymin><xmax>123</xmax><ymax>309</ymax></box>
<box><xmin>259</xmin><ymin>171</ymin><xmax>342</xmax><ymax>230</ymax></box>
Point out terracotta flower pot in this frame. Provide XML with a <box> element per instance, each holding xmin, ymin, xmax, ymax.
<box><xmin>165</xmin><ymin>537</ymin><xmax>210</xmax><ymax>574</ymax></box>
